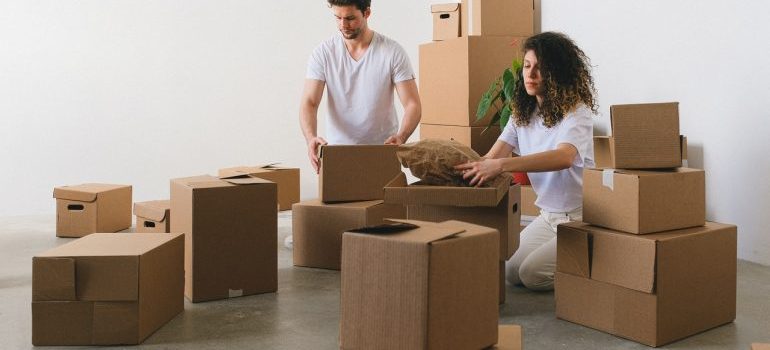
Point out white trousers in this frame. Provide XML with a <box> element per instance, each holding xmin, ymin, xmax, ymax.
<box><xmin>505</xmin><ymin>207</ymin><xmax>582</xmax><ymax>291</ymax></box>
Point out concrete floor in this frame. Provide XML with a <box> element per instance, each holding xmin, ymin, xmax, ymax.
<box><xmin>1</xmin><ymin>213</ymin><xmax>769</xmax><ymax>350</ymax></box>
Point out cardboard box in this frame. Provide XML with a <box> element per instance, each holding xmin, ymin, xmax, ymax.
<box><xmin>384</xmin><ymin>172</ymin><xmax>520</xmax><ymax>261</ymax></box>
<box><xmin>492</xmin><ymin>325</ymin><xmax>522</xmax><ymax>350</ymax></box>
<box><xmin>555</xmin><ymin>221</ymin><xmax>737</xmax><ymax>347</ymax></box>
<box><xmin>53</xmin><ymin>184</ymin><xmax>132</xmax><ymax>237</ymax></box>
<box><xmin>170</xmin><ymin>175</ymin><xmax>277</xmax><ymax>302</ymax></box>
<box><xmin>432</xmin><ymin>3</ymin><xmax>461</xmax><ymax>41</ymax></box>
<box><xmin>318</xmin><ymin>145</ymin><xmax>401</xmax><ymax>203</ymax></box>
<box><xmin>218</xmin><ymin>164</ymin><xmax>300</xmax><ymax>211</ymax></box>
<box><xmin>134</xmin><ymin>200</ymin><xmax>170</xmax><ymax>233</ymax></box>
<box><xmin>520</xmin><ymin>184</ymin><xmax>538</xmax><ymax>217</ymax></box>
<box><xmin>419</xmin><ymin>123</ymin><xmax>501</xmax><ymax>156</ymax></box>
<box><xmin>752</xmin><ymin>344</ymin><xmax>770</xmax><ymax>350</ymax></box>
<box><xmin>291</xmin><ymin>199</ymin><xmax>405</xmax><ymax>270</ymax></box>
<box><xmin>461</xmin><ymin>0</ymin><xmax>534</xmax><ymax>36</ymax></box>
<box><xmin>583</xmin><ymin>167</ymin><xmax>705</xmax><ymax>234</ymax></box>
<box><xmin>32</xmin><ymin>233</ymin><xmax>184</xmax><ymax>346</ymax></box>
<box><xmin>340</xmin><ymin>219</ymin><xmax>499</xmax><ymax>350</ymax></box>
<box><xmin>594</xmin><ymin>102</ymin><xmax>682</xmax><ymax>169</ymax></box>
<box><xmin>595</xmin><ymin>134</ymin><xmax>688</xmax><ymax>169</ymax></box>
<box><xmin>419</xmin><ymin>35</ymin><xmax>527</xmax><ymax>127</ymax></box>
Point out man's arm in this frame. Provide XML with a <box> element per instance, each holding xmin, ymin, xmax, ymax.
<box><xmin>299</xmin><ymin>79</ymin><xmax>327</xmax><ymax>173</ymax></box>
<box><xmin>385</xmin><ymin>79</ymin><xmax>421</xmax><ymax>145</ymax></box>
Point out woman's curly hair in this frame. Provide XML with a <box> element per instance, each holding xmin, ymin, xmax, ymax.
<box><xmin>512</xmin><ymin>32</ymin><xmax>597</xmax><ymax>128</ymax></box>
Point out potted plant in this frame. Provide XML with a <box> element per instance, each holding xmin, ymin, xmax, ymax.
<box><xmin>475</xmin><ymin>58</ymin><xmax>523</xmax><ymax>133</ymax></box>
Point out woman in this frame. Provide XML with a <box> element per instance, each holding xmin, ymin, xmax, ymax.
<box><xmin>455</xmin><ymin>31</ymin><xmax>597</xmax><ymax>291</ymax></box>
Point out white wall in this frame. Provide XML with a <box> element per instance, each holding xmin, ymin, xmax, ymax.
<box><xmin>2</xmin><ymin>1</ymin><xmax>768</xmax><ymax>265</ymax></box>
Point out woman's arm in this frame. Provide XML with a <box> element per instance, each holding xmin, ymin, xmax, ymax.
<box><xmin>456</xmin><ymin>143</ymin><xmax>578</xmax><ymax>186</ymax></box>
<box><xmin>484</xmin><ymin>140</ymin><xmax>516</xmax><ymax>159</ymax></box>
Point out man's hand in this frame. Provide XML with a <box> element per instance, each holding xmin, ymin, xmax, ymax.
<box><xmin>454</xmin><ymin>158</ymin><xmax>504</xmax><ymax>187</ymax></box>
<box><xmin>307</xmin><ymin>136</ymin><xmax>328</xmax><ymax>174</ymax></box>
<box><xmin>384</xmin><ymin>134</ymin><xmax>406</xmax><ymax>145</ymax></box>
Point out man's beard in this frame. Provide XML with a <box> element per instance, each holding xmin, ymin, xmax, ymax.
<box><xmin>341</xmin><ymin>28</ymin><xmax>361</xmax><ymax>39</ymax></box>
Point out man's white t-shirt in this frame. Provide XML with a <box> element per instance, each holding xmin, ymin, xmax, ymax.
<box><xmin>498</xmin><ymin>105</ymin><xmax>595</xmax><ymax>213</ymax></box>
<box><xmin>306</xmin><ymin>32</ymin><xmax>415</xmax><ymax>145</ymax></box>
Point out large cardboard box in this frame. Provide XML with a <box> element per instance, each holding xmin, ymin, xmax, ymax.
<box><xmin>520</xmin><ymin>184</ymin><xmax>538</xmax><ymax>217</ymax></box>
<box><xmin>218</xmin><ymin>164</ymin><xmax>300</xmax><ymax>211</ymax></box>
<box><xmin>340</xmin><ymin>219</ymin><xmax>499</xmax><ymax>350</ymax></box>
<box><xmin>170</xmin><ymin>175</ymin><xmax>277</xmax><ymax>302</ymax></box>
<box><xmin>291</xmin><ymin>199</ymin><xmax>405</xmax><ymax>270</ymax></box>
<box><xmin>318</xmin><ymin>145</ymin><xmax>400</xmax><ymax>203</ymax></box>
<box><xmin>384</xmin><ymin>172</ymin><xmax>520</xmax><ymax>261</ymax></box>
<box><xmin>134</xmin><ymin>200</ymin><xmax>170</xmax><ymax>233</ymax></box>
<box><xmin>555</xmin><ymin>221</ymin><xmax>737</xmax><ymax>347</ymax></box>
<box><xmin>583</xmin><ymin>167</ymin><xmax>705</xmax><ymax>234</ymax></box>
<box><xmin>461</xmin><ymin>0</ymin><xmax>534</xmax><ymax>36</ymax></box>
<box><xmin>419</xmin><ymin>123</ymin><xmax>501</xmax><ymax>156</ymax></box>
<box><xmin>53</xmin><ymin>184</ymin><xmax>132</xmax><ymax>237</ymax></box>
<box><xmin>432</xmin><ymin>3</ymin><xmax>461</xmax><ymax>41</ymax></box>
<box><xmin>32</xmin><ymin>233</ymin><xmax>184</xmax><ymax>346</ymax></box>
<box><xmin>594</xmin><ymin>102</ymin><xmax>682</xmax><ymax>169</ymax></box>
<box><xmin>419</xmin><ymin>36</ymin><xmax>526</xmax><ymax>127</ymax></box>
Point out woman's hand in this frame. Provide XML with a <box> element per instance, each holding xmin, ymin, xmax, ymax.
<box><xmin>454</xmin><ymin>158</ymin><xmax>504</xmax><ymax>187</ymax></box>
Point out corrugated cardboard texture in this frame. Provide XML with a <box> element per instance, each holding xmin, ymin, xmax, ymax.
<box><xmin>419</xmin><ymin>123</ymin><xmax>501</xmax><ymax>156</ymax></box>
<box><xmin>609</xmin><ymin>102</ymin><xmax>681</xmax><ymax>169</ymax></box>
<box><xmin>492</xmin><ymin>325</ymin><xmax>522</xmax><ymax>350</ymax></box>
<box><xmin>431</xmin><ymin>3</ymin><xmax>461</xmax><ymax>41</ymax></box>
<box><xmin>134</xmin><ymin>200</ymin><xmax>170</xmax><ymax>233</ymax></box>
<box><xmin>218</xmin><ymin>165</ymin><xmax>300</xmax><ymax>211</ymax></box>
<box><xmin>583</xmin><ymin>168</ymin><xmax>705</xmax><ymax>234</ymax></box>
<box><xmin>460</xmin><ymin>0</ymin><xmax>534</xmax><ymax>36</ymax></box>
<box><xmin>594</xmin><ymin>134</ymin><xmax>689</xmax><ymax>168</ymax></box>
<box><xmin>340</xmin><ymin>220</ymin><xmax>498</xmax><ymax>350</ymax></box>
<box><xmin>291</xmin><ymin>199</ymin><xmax>406</xmax><ymax>270</ymax></box>
<box><xmin>170</xmin><ymin>175</ymin><xmax>277</xmax><ymax>302</ymax></box>
<box><xmin>318</xmin><ymin>145</ymin><xmax>400</xmax><ymax>203</ymax></box>
<box><xmin>520</xmin><ymin>184</ymin><xmax>538</xmax><ymax>217</ymax></box>
<box><xmin>419</xmin><ymin>36</ymin><xmax>526</xmax><ymax>126</ymax></box>
<box><xmin>54</xmin><ymin>184</ymin><xmax>132</xmax><ymax>237</ymax></box>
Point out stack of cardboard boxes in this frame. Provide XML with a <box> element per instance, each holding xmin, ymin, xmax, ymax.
<box><xmin>420</xmin><ymin>0</ymin><xmax>535</xmax><ymax>156</ymax></box>
<box><xmin>555</xmin><ymin>102</ymin><xmax>738</xmax><ymax>347</ymax></box>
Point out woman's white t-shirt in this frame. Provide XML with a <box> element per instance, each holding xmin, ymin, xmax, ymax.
<box><xmin>306</xmin><ymin>32</ymin><xmax>415</xmax><ymax>145</ymax></box>
<box><xmin>498</xmin><ymin>105</ymin><xmax>595</xmax><ymax>213</ymax></box>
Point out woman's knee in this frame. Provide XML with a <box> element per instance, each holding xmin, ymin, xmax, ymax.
<box><xmin>504</xmin><ymin>258</ymin><xmax>523</xmax><ymax>286</ymax></box>
<box><xmin>518</xmin><ymin>260</ymin><xmax>554</xmax><ymax>291</ymax></box>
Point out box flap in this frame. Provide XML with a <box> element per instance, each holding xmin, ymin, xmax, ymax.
<box><xmin>33</xmin><ymin>257</ymin><xmax>77</xmax><ymax>301</ymax></box>
<box><xmin>220</xmin><ymin>177</ymin><xmax>273</xmax><ymax>186</ymax></box>
<box><xmin>384</xmin><ymin>172</ymin><xmax>508</xmax><ymax>207</ymax></box>
<box><xmin>590</xmin><ymin>227</ymin><xmax>656</xmax><ymax>293</ymax></box>
<box><xmin>37</xmin><ymin>233</ymin><xmax>182</xmax><ymax>258</ymax></box>
<box><xmin>431</xmin><ymin>3</ymin><xmax>460</xmax><ymax>13</ymax></box>
<box><xmin>218</xmin><ymin>163</ymin><xmax>296</xmax><ymax>179</ymax></box>
<box><xmin>346</xmin><ymin>219</ymin><xmax>463</xmax><ymax>244</ymax></box>
<box><xmin>170</xmin><ymin>175</ymin><xmax>231</xmax><ymax>189</ymax></box>
<box><xmin>133</xmin><ymin>200</ymin><xmax>169</xmax><ymax>222</ymax></box>
<box><xmin>555</xmin><ymin>222</ymin><xmax>591</xmax><ymax>278</ymax></box>
<box><xmin>53</xmin><ymin>184</ymin><xmax>129</xmax><ymax>202</ymax></box>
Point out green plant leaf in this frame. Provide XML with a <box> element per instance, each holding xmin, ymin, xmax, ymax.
<box><xmin>475</xmin><ymin>78</ymin><xmax>500</xmax><ymax>120</ymax></box>
<box><xmin>502</xmin><ymin>68</ymin><xmax>515</xmax><ymax>101</ymax></box>
<box><xmin>511</xmin><ymin>59</ymin><xmax>523</xmax><ymax>75</ymax></box>
<box><xmin>499</xmin><ymin>104</ymin><xmax>512</xmax><ymax>129</ymax></box>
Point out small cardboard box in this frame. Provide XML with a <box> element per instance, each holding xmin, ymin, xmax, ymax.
<box><xmin>170</xmin><ymin>175</ymin><xmax>277</xmax><ymax>303</ymax></box>
<box><xmin>752</xmin><ymin>344</ymin><xmax>770</xmax><ymax>350</ymax></box>
<box><xmin>555</xmin><ymin>221</ymin><xmax>737</xmax><ymax>347</ymax></box>
<box><xmin>318</xmin><ymin>145</ymin><xmax>401</xmax><ymax>203</ymax></box>
<box><xmin>461</xmin><ymin>0</ymin><xmax>534</xmax><ymax>36</ymax></box>
<box><xmin>53</xmin><ymin>184</ymin><xmax>132</xmax><ymax>237</ymax></box>
<box><xmin>492</xmin><ymin>325</ymin><xmax>522</xmax><ymax>350</ymax></box>
<box><xmin>384</xmin><ymin>172</ymin><xmax>520</xmax><ymax>261</ymax></box>
<box><xmin>594</xmin><ymin>102</ymin><xmax>682</xmax><ymax>169</ymax></box>
<box><xmin>291</xmin><ymin>199</ymin><xmax>405</xmax><ymax>270</ymax></box>
<box><xmin>340</xmin><ymin>219</ymin><xmax>499</xmax><ymax>350</ymax></box>
<box><xmin>583</xmin><ymin>167</ymin><xmax>705</xmax><ymax>234</ymax></box>
<box><xmin>419</xmin><ymin>123</ymin><xmax>501</xmax><ymax>156</ymax></box>
<box><xmin>218</xmin><ymin>164</ymin><xmax>300</xmax><ymax>211</ymax></box>
<box><xmin>134</xmin><ymin>200</ymin><xmax>170</xmax><ymax>233</ymax></box>
<box><xmin>520</xmin><ymin>184</ymin><xmax>538</xmax><ymax>218</ymax></box>
<box><xmin>432</xmin><ymin>3</ymin><xmax>461</xmax><ymax>41</ymax></box>
<box><xmin>419</xmin><ymin>35</ymin><xmax>527</xmax><ymax>127</ymax></box>
<box><xmin>32</xmin><ymin>233</ymin><xmax>184</xmax><ymax>346</ymax></box>
<box><xmin>595</xmin><ymin>134</ymin><xmax>688</xmax><ymax>169</ymax></box>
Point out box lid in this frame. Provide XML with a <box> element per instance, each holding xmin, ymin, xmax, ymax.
<box><xmin>384</xmin><ymin>172</ymin><xmax>508</xmax><ymax>207</ymax></box>
<box><xmin>53</xmin><ymin>184</ymin><xmax>130</xmax><ymax>202</ymax></box>
<box><xmin>293</xmin><ymin>199</ymin><xmax>385</xmax><ymax>209</ymax></box>
<box><xmin>133</xmin><ymin>200</ymin><xmax>170</xmax><ymax>222</ymax></box>
<box><xmin>431</xmin><ymin>3</ymin><xmax>460</xmax><ymax>13</ymax></box>
<box><xmin>218</xmin><ymin>163</ymin><xmax>297</xmax><ymax>178</ymax></box>
<box><xmin>347</xmin><ymin>219</ymin><xmax>464</xmax><ymax>244</ymax></box>
<box><xmin>171</xmin><ymin>174</ymin><xmax>272</xmax><ymax>189</ymax></box>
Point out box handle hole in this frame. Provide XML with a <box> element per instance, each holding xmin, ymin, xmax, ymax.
<box><xmin>511</xmin><ymin>203</ymin><xmax>518</xmax><ymax>214</ymax></box>
<box><xmin>440</xmin><ymin>14</ymin><xmax>450</xmax><ymax>19</ymax></box>
<box><xmin>67</xmin><ymin>204</ymin><xmax>84</xmax><ymax>211</ymax></box>
<box><xmin>144</xmin><ymin>221</ymin><xmax>156</xmax><ymax>228</ymax></box>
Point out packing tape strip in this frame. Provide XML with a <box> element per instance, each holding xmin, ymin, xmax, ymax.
<box><xmin>682</xmin><ymin>159</ymin><xmax>689</xmax><ymax>168</ymax></box>
<box><xmin>228</xmin><ymin>289</ymin><xmax>243</xmax><ymax>298</ymax></box>
<box><xmin>602</xmin><ymin>169</ymin><xmax>615</xmax><ymax>191</ymax></box>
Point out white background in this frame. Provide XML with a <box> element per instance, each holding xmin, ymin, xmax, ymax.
<box><xmin>1</xmin><ymin>0</ymin><xmax>768</xmax><ymax>265</ymax></box>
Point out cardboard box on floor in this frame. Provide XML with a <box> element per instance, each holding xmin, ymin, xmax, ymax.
<box><xmin>170</xmin><ymin>175</ymin><xmax>277</xmax><ymax>303</ymax></box>
<box><xmin>340</xmin><ymin>219</ymin><xmax>499</xmax><ymax>350</ymax></box>
<box><xmin>461</xmin><ymin>0</ymin><xmax>534</xmax><ymax>36</ymax></box>
<box><xmin>583</xmin><ymin>167</ymin><xmax>705</xmax><ymax>234</ymax></box>
<box><xmin>420</xmin><ymin>35</ymin><xmax>527</xmax><ymax>127</ymax></box>
<box><xmin>555</xmin><ymin>221</ymin><xmax>737</xmax><ymax>347</ymax></box>
<box><xmin>291</xmin><ymin>199</ymin><xmax>405</xmax><ymax>270</ymax></box>
<box><xmin>218</xmin><ymin>164</ymin><xmax>300</xmax><ymax>211</ymax></box>
<box><xmin>432</xmin><ymin>3</ymin><xmax>461</xmax><ymax>41</ymax></box>
<box><xmin>32</xmin><ymin>233</ymin><xmax>184</xmax><ymax>346</ymax></box>
<box><xmin>593</xmin><ymin>102</ymin><xmax>682</xmax><ymax>169</ymax></box>
<box><xmin>134</xmin><ymin>200</ymin><xmax>170</xmax><ymax>233</ymax></box>
<box><xmin>752</xmin><ymin>344</ymin><xmax>770</xmax><ymax>350</ymax></box>
<box><xmin>318</xmin><ymin>145</ymin><xmax>401</xmax><ymax>203</ymax></box>
<box><xmin>493</xmin><ymin>325</ymin><xmax>522</xmax><ymax>350</ymax></box>
<box><xmin>419</xmin><ymin>123</ymin><xmax>501</xmax><ymax>156</ymax></box>
<box><xmin>520</xmin><ymin>184</ymin><xmax>538</xmax><ymax>217</ymax></box>
<box><xmin>53</xmin><ymin>184</ymin><xmax>132</xmax><ymax>237</ymax></box>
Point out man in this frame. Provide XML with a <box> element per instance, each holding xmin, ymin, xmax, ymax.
<box><xmin>299</xmin><ymin>0</ymin><xmax>422</xmax><ymax>174</ymax></box>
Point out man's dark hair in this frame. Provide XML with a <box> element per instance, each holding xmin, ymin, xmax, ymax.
<box><xmin>327</xmin><ymin>0</ymin><xmax>371</xmax><ymax>14</ymax></box>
